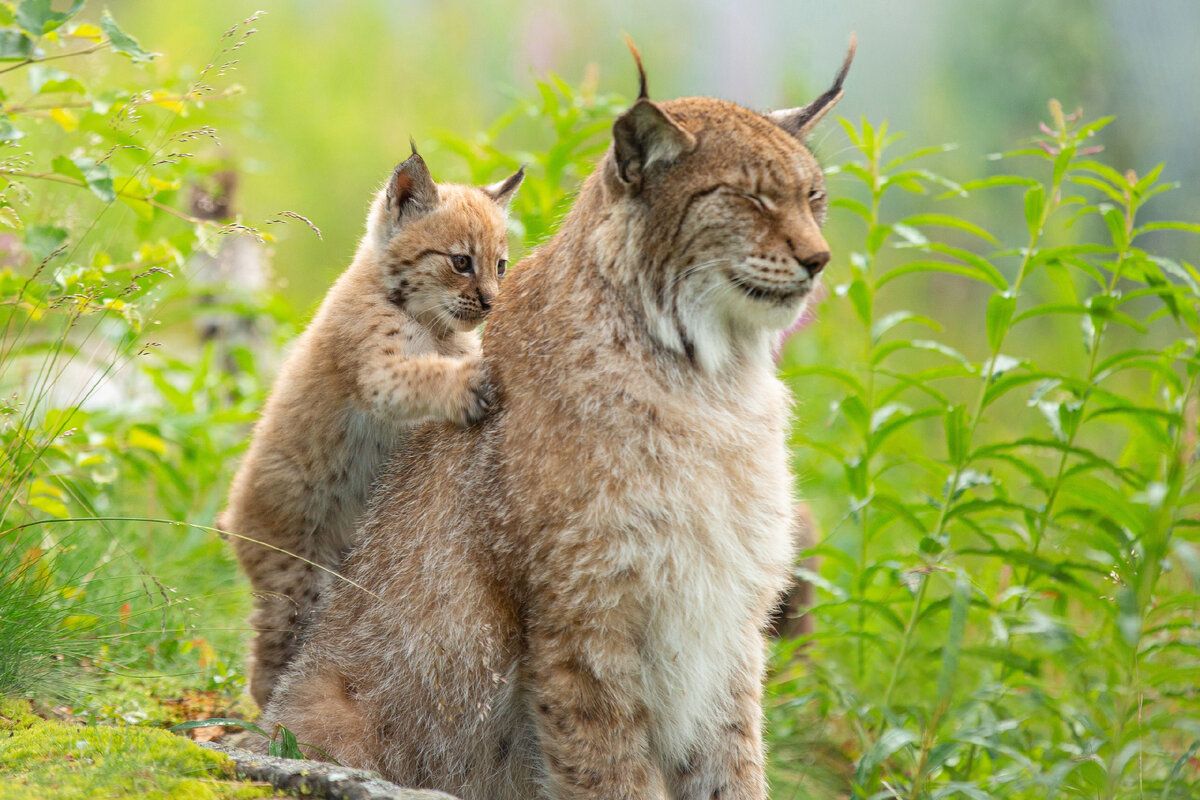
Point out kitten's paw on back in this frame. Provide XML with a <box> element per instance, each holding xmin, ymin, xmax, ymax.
<box><xmin>449</xmin><ymin>360</ymin><xmax>493</xmax><ymax>427</ymax></box>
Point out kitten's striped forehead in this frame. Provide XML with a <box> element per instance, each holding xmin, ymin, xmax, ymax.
<box><xmin>426</xmin><ymin>184</ymin><xmax>511</xmax><ymax>251</ymax></box>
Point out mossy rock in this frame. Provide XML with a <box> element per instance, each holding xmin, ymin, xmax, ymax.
<box><xmin>0</xmin><ymin>699</ymin><xmax>271</xmax><ymax>800</ymax></box>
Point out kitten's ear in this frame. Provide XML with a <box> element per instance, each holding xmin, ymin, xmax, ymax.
<box><xmin>610</xmin><ymin>39</ymin><xmax>695</xmax><ymax>192</ymax></box>
<box><xmin>387</xmin><ymin>147</ymin><xmax>439</xmax><ymax>220</ymax></box>
<box><xmin>768</xmin><ymin>33</ymin><xmax>857</xmax><ymax>140</ymax></box>
<box><xmin>483</xmin><ymin>166</ymin><xmax>525</xmax><ymax>210</ymax></box>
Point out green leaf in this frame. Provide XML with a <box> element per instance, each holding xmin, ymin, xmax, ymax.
<box><xmin>28</xmin><ymin>64</ymin><xmax>85</xmax><ymax>95</ymax></box>
<box><xmin>24</xmin><ymin>224</ymin><xmax>67</xmax><ymax>262</ymax></box>
<box><xmin>908</xmin><ymin>339</ymin><xmax>972</xmax><ymax>366</ymax></box>
<box><xmin>60</xmin><ymin>155</ymin><xmax>114</xmax><ymax>202</ymax></box>
<box><xmin>882</xmin><ymin>142</ymin><xmax>958</xmax><ymax>172</ymax></box>
<box><xmin>879</xmin><ymin>259</ymin><xmax>1007</xmax><ymax>291</ymax></box>
<box><xmin>1024</xmin><ymin>184</ymin><xmax>1045</xmax><ymax>236</ymax></box>
<box><xmin>0</xmin><ymin>27</ymin><xmax>33</xmax><ymax>60</ymax></box>
<box><xmin>843</xmin><ymin>456</ymin><xmax>868</xmax><ymax>499</ymax></box>
<box><xmin>891</xmin><ymin>222</ymin><xmax>928</xmax><ymax>246</ymax></box>
<box><xmin>962</xmin><ymin>645</ymin><xmax>1039</xmax><ymax>675</ymax></box>
<box><xmin>50</xmin><ymin>153</ymin><xmax>84</xmax><ymax>181</ymax></box>
<box><xmin>780</xmin><ymin>364</ymin><xmax>866</xmax><ymax>396</ymax></box>
<box><xmin>866</xmin><ymin>223</ymin><xmax>892</xmax><ymax>255</ymax></box>
<box><xmin>29</xmin><ymin>493</ymin><xmax>69</xmax><ymax>518</ymax></box>
<box><xmin>854</xmin><ymin>728</ymin><xmax>918</xmax><ymax>786</ymax></box>
<box><xmin>1086</xmin><ymin>294</ymin><xmax>1147</xmax><ymax>333</ymax></box>
<box><xmin>957</xmin><ymin>174</ymin><xmax>1040</xmax><ymax>193</ymax></box>
<box><xmin>1117</xmin><ymin>587</ymin><xmax>1141</xmax><ymax>646</ymax></box>
<box><xmin>1135</xmin><ymin>220</ymin><xmax>1200</xmax><ymax>237</ymax></box>
<box><xmin>842</xmin><ymin>277</ymin><xmax>871</xmax><ymax>325</ymax></box>
<box><xmin>985</xmin><ymin>291</ymin><xmax>1016</xmax><ymax>351</ymax></box>
<box><xmin>100</xmin><ymin>10</ymin><xmax>155</xmax><ymax>62</ymax></box>
<box><xmin>838</xmin><ymin>394</ymin><xmax>870</xmax><ymax>437</ymax></box>
<box><xmin>946</xmin><ymin>468</ymin><xmax>992</xmax><ymax>501</ymax></box>
<box><xmin>944</xmin><ymin>404</ymin><xmax>967</xmax><ymax>464</ymax></box>
<box><xmin>830</xmin><ymin>196</ymin><xmax>870</xmax><ymax>223</ymax></box>
<box><xmin>16</xmin><ymin>0</ymin><xmax>83</xmax><ymax>36</ymax></box>
<box><xmin>870</xmin><ymin>310</ymin><xmax>941</xmax><ymax>342</ymax></box>
<box><xmin>871</xmin><ymin>406</ymin><xmax>944</xmax><ymax>454</ymax></box>
<box><xmin>1071</xmin><ymin>173</ymin><xmax>1128</xmax><ymax>205</ymax></box>
<box><xmin>169</xmin><ymin>717</ymin><xmax>274</xmax><ymax>739</ymax></box>
<box><xmin>271</xmin><ymin>723</ymin><xmax>305</xmax><ymax>759</ymax></box>
<box><xmin>1149</xmin><ymin>255</ymin><xmax>1200</xmax><ymax>293</ymax></box>
<box><xmin>936</xmin><ymin>576</ymin><xmax>970</xmax><ymax>702</ymax></box>
<box><xmin>900</xmin><ymin>212</ymin><xmax>997</xmax><ymax>244</ymax></box>
<box><xmin>1051</xmin><ymin>144</ymin><xmax>1074</xmax><ymax>189</ymax></box>
<box><xmin>1161</xmin><ymin>740</ymin><xmax>1200</xmax><ymax>800</ymax></box>
<box><xmin>1102</xmin><ymin>204</ymin><xmax>1128</xmax><ymax>250</ymax></box>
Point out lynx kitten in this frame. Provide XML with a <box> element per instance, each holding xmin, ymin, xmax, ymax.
<box><xmin>221</xmin><ymin>149</ymin><xmax>522</xmax><ymax>707</ymax></box>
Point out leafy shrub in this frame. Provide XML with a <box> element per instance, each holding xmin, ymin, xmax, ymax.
<box><xmin>770</xmin><ymin>103</ymin><xmax>1200</xmax><ymax>798</ymax></box>
<box><xmin>0</xmin><ymin>2</ymin><xmax>301</xmax><ymax>697</ymax></box>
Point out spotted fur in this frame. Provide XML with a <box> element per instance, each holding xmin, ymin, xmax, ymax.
<box><xmin>265</xmin><ymin>41</ymin><xmax>854</xmax><ymax>800</ymax></box>
<box><xmin>221</xmin><ymin>152</ymin><xmax>522</xmax><ymax>708</ymax></box>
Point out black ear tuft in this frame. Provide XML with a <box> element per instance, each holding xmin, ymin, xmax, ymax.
<box><xmin>768</xmin><ymin>32</ymin><xmax>857</xmax><ymax>140</ymax></box>
<box><xmin>387</xmin><ymin>151</ymin><xmax>439</xmax><ymax>220</ymax></box>
<box><xmin>624</xmin><ymin>33</ymin><xmax>648</xmax><ymax>100</ymax></box>
<box><xmin>483</xmin><ymin>165</ymin><xmax>526</xmax><ymax>210</ymax></box>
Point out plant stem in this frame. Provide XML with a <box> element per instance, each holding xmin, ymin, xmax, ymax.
<box><xmin>0</xmin><ymin>42</ymin><xmax>109</xmax><ymax>75</ymax></box>
<box><xmin>856</xmin><ymin>141</ymin><xmax>884</xmax><ymax>681</ymax></box>
<box><xmin>0</xmin><ymin>169</ymin><xmax>214</xmax><ymax>226</ymax></box>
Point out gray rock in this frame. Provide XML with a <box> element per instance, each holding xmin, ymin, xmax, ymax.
<box><xmin>198</xmin><ymin>741</ymin><xmax>461</xmax><ymax>800</ymax></box>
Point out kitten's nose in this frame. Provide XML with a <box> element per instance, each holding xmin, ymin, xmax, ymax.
<box><xmin>800</xmin><ymin>251</ymin><xmax>830</xmax><ymax>276</ymax></box>
<box><xmin>478</xmin><ymin>291</ymin><xmax>493</xmax><ymax>311</ymax></box>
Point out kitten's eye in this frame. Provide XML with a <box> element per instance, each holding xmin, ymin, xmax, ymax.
<box><xmin>451</xmin><ymin>254</ymin><xmax>473</xmax><ymax>274</ymax></box>
<box><xmin>497</xmin><ymin>259</ymin><xmax>508</xmax><ymax>277</ymax></box>
<box><xmin>808</xmin><ymin>187</ymin><xmax>826</xmax><ymax>204</ymax></box>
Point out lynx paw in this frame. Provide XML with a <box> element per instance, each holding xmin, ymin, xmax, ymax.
<box><xmin>448</xmin><ymin>361</ymin><xmax>493</xmax><ymax>427</ymax></box>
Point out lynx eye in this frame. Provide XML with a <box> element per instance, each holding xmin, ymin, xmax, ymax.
<box><xmin>808</xmin><ymin>187</ymin><xmax>826</xmax><ymax>204</ymax></box>
<box><xmin>738</xmin><ymin>192</ymin><xmax>771</xmax><ymax>213</ymax></box>
<box><xmin>450</xmin><ymin>254</ymin><xmax>473</xmax><ymax>275</ymax></box>
<box><xmin>497</xmin><ymin>259</ymin><xmax>508</xmax><ymax>277</ymax></box>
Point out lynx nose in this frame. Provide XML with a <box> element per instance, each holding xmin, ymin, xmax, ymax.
<box><xmin>478</xmin><ymin>291</ymin><xmax>493</xmax><ymax>311</ymax></box>
<box><xmin>800</xmin><ymin>251</ymin><xmax>830</xmax><ymax>277</ymax></box>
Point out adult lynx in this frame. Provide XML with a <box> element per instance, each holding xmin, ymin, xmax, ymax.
<box><xmin>267</xmin><ymin>40</ymin><xmax>855</xmax><ymax>800</ymax></box>
<box><xmin>222</xmin><ymin>150</ymin><xmax>522</xmax><ymax>707</ymax></box>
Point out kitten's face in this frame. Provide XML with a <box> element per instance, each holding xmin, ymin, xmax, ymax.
<box><xmin>383</xmin><ymin>185</ymin><xmax>512</xmax><ymax>333</ymax></box>
<box><xmin>372</xmin><ymin>154</ymin><xmax>522</xmax><ymax>334</ymax></box>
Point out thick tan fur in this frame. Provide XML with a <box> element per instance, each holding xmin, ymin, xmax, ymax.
<box><xmin>222</xmin><ymin>154</ymin><xmax>521</xmax><ymax>707</ymax></box>
<box><xmin>266</xmin><ymin>46</ymin><xmax>853</xmax><ymax>800</ymax></box>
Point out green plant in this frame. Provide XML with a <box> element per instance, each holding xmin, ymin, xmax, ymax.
<box><xmin>769</xmin><ymin>102</ymin><xmax>1199</xmax><ymax>798</ymax></box>
<box><xmin>0</xmin><ymin>2</ymin><xmax>305</xmax><ymax>697</ymax></box>
<box><xmin>170</xmin><ymin>718</ymin><xmax>339</xmax><ymax>763</ymax></box>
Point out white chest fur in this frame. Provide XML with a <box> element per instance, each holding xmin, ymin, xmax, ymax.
<box><xmin>589</xmin><ymin>368</ymin><xmax>795</xmax><ymax>765</ymax></box>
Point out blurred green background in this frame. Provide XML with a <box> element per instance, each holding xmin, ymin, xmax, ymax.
<box><xmin>110</xmin><ymin>0</ymin><xmax>1200</xmax><ymax>307</ymax></box>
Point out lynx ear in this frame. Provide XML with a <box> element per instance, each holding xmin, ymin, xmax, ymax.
<box><xmin>387</xmin><ymin>144</ymin><xmax>439</xmax><ymax>220</ymax></box>
<box><xmin>768</xmin><ymin>33</ymin><xmax>857</xmax><ymax>140</ymax></box>
<box><xmin>611</xmin><ymin>38</ymin><xmax>695</xmax><ymax>192</ymax></box>
<box><xmin>483</xmin><ymin>166</ymin><xmax>525</xmax><ymax>210</ymax></box>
